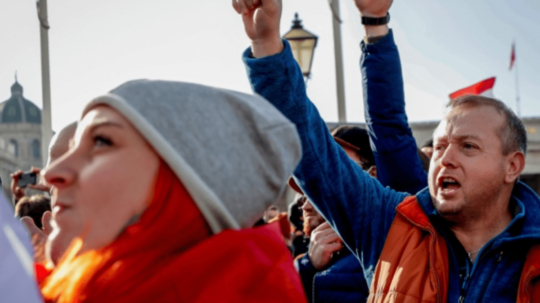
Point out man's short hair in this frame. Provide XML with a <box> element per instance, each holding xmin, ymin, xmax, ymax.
<box><xmin>14</xmin><ymin>195</ymin><xmax>51</xmax><ymax>229</ymax></box>
<box><xmin>448</xmin><ymin>95</ymin><xmax>527</xmax><ymax>156</ymax></box>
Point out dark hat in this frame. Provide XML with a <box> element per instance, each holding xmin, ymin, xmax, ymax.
<box><xmin>331</xmin><ymin>125</ymin><xmax>375</xmax><ymax>166</ymax></box>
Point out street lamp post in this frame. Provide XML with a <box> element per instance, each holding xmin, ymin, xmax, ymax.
<box><xmin>330</xmin><ymin>0</ymin><xmax>346</xmax><ymax>123</ymax></box>
<box><xmin>37</xmin><ymin>0</ymin><xmax>53</xmax><ymax>166</ymax></box>
<box><xmin>283</xmin><ymin>13</ymin><xmax>318</xmax><ymax>80</ymax></box>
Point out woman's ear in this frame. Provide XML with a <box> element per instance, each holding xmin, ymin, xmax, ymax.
<box><xmin>505</xmin><ymin>151</ymin><xmax>525</xmax><ymax>184</ymax></box>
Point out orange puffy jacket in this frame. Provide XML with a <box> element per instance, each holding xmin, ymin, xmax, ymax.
<box><xmin>367</xmin><ymin>196</ymin><xmax>540</xmax><ymax>303</ymax></box>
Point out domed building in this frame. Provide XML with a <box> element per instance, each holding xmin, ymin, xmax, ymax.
<box><xmin>0</xmin><ymin>78</ymin><xmax>43</xmax><ymax>199</ymax></box>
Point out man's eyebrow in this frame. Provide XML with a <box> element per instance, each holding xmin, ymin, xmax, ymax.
<box><xmin>452</xmin><ymin>134</ymin><xmax>482</xmax><ymax>141</ymax></box>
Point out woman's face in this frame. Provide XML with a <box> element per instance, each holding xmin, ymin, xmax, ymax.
<box><xmin>44</xmin><ymin>105</ymin><xmax>160</xmax><ymax>255</ymax></box>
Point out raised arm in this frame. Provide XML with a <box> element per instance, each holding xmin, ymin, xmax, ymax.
<box><xmin>356</xmin><ymin>0</ymin><xmax>428</xmax><ymax>194</ymax></box>
<box><xmin>233</xmin><ymin>0</ymin><xmax>408</xmax><ymax>270</ymax></box>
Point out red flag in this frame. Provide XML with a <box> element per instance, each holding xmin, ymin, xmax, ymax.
<box><xmin>449</xmin><ymin>77</ymin><xmax>496</xmax><ymax>100</ymax></box>
<box><xmin>509</xmin><ymin>42</ymin><xmax>516</xmax><ymax>70</ymax></box>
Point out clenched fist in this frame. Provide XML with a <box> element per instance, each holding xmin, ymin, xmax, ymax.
<box><xmin>232</xmin><ymin>0</ymin><xmax>284</xmax><ymax>57</ymax></box>
<box><xmin>308</xmin><ymin>222</ymin><xmax>343</xmax><ymax>270</ymax></box>
<box><xmin>354</xmin><ymin>0</ymin><xmax>393</xmax><ymax>17</ymax></box>
<box><xmin>353</xmin><ymin>0</ymin><xmax>393</xmax><ymax>37</ymax></box>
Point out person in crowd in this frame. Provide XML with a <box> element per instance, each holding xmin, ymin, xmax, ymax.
<box><xmin>263</xmin><ymin>205</ymin><xmax>280</xmax><ymax>222</ymax></box>
<box><xmin>14</xmin><ymin>195</ymin><xmax>51</xmax><ymax>229</ymax></box>
<box><xmin>421</xmin><ymin>138</ymin><xmax>434</xmax><ymax>158</ymax></box>
<box><xmin>288</xmin><ymin>193</ymin><xmax>308</xmax><ymax>257</ymax></box>
<box><xmin>37</xmin><ymin>80</ymin><xmax>305</xmax><ymax>302</ymax></box>
<box><xmin>234</xmin><ymin>0</ymin><xmax>540</xmax><ymax>302</ymax></box>
<box><xmin>294</xmin><ymin>125</ymin><xmax>426</xmax><ymax>302</ymax></box>
<box><xmin>15</xmin><ymin>195</ymin><xmax>53</xmax><ymax>264</ymax></box>
<box><xmin>47</xmin><ymin>122</ymin><xmax>78</xmax><ymax>166</ymax></box>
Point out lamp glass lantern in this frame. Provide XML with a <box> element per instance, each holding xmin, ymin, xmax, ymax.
<box><xmin>283</xmin><ymin>13</ymin><xmax>318</xmax><ymax>78</ymax></box>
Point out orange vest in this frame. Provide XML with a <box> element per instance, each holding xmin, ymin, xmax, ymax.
<box><xmin>367</xmin><ymin>196</ymin><xmax>540</xmax><ymax>303</ymax></box>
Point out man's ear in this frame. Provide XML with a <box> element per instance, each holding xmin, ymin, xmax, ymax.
<box><xmin>367</xmin><ymin>165</ymin><xmax>377</xmax><ymax>179</ymax></box>
<box><xmin>505</xmin><ymin>151</ymin><xmax>525</xmax><ymax>184</ymax></box>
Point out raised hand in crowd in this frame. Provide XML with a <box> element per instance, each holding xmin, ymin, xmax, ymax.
<box><xmin>354</xmin><ymin>0</ymin><xmax>392</xmax><ymax>36</ymax></box>
<box><xmin>10</xmin><ymin>170</ymin><xmax>26</xmax><ymax>202</ymax></box>
<box><xmin>10</xmin><ymin>167</ymin><xmax>50</xmax><ymax>204</ymax></box>
<box><xmin>308</xmin><ymin>222</ymin><xmax>343</xmax><ymax>270</ymax></box>
<box><xmin>232</xmin><ymin>0</ymin><xmax>283</xmax><ymax>57</ymax></box>
<box><xmin>354</xmin><ymin>0</ymin><xmax>392</xmax><ymax>17</ymax></box>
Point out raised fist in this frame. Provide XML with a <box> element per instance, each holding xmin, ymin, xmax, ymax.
<box><xmin>232</xmin><ymin>0</ymin><xmax>284</xmax><ymax>57</ymax></box>
<box><xmin>354</xmin><ymin>0</ymin><xmax>393</xmax><ymax>17</ymax></box>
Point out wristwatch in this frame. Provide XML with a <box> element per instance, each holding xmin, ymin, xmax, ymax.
<box><xmin>361</xmin><ymin>13</ymin><xmax>390</xmax><ymax>25</ymax></box>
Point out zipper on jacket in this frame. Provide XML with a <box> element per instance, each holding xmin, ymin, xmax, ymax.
<box><xmin>496</xmin><ymin>251</ymin><xmax>504</xmax><ymax>262</ymax></box>
<box><xmin>474</xmin><ymin>250</ymin><xmax>503</xmax><ymax>303</ymax></box>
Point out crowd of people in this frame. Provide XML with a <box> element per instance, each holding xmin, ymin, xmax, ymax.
<box><xmin>2</xmin><ymin>0</ymin><xmax>540</xmax><ymax>302</ymax></box>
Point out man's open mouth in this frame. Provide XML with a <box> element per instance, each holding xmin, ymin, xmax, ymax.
<box><xmin>439</xmin><ymin>177</ymin><xmax>461</xmax><ymax>190</ymax></box>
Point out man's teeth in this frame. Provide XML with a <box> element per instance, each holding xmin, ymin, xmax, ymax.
<box><xmin>443</xmin><ymin>178</ymin><xmax>457</xmax><ymax>183</ymax></box>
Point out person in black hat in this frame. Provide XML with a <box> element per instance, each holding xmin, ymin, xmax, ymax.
<box><xmin>332</xmin><ymin>125</ymin><xmax>377</xmax><ymax>177</ymax></box>
<box><xmin>292</xmin><ymin>125</ymin><xmax>374</xmax><ymax>303</ymax></box>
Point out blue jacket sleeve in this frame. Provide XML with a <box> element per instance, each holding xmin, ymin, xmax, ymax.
<box><xmin>242</xmin><ymin>41</ymin><xmax>409</xmax><ymax>279</ymax></box>
<box><xmin>361</xmin><ymin>30</ymin><xmax>428</xmax><ymax>194</ymax></box>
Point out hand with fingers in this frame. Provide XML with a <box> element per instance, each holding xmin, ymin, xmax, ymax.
<box><xmin>27</xmin><ymin>167</ymin><xmax>52</xmax><ymax>193</ymax></box>
<box><xmin>10</xmin><ymin>170</ymin><xmax>27</xmax><ymax>203</ymax></box>
<box><xmin>232</xmin><ymin>0</ymin><xmax>284</xmax><ymax>58</ymax></box>
<box><xmin>20</xmin><ymin>211</ymin><xmax>53</xmax><ymax>263</ymax></box>
<box><xmin>308</xmin><ymin>222</ymin><xmax>344</xmax><ymax>270</ymax></box>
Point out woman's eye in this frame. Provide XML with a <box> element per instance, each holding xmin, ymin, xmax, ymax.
<box><xmin>93</xmin><ymin>135</ymin><xmax>112</xmax><ymax>147</ymax></box>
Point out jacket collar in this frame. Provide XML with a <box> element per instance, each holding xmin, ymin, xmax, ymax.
<box><xmin>410</xmin><ymin>182</ymin><xmax>540</xmax><ymax>244</ymax></box>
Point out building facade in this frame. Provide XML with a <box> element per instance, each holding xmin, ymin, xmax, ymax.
<box><xmin>0</xmin><ymin>80</ymin><xmax>43</xmax><ymax>199</ymax></box>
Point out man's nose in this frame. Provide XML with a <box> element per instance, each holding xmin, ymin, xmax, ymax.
<box><xmin>440</xmin><ymin>145</ymin><xmax>457</xmax><ymax>169</ymax></box>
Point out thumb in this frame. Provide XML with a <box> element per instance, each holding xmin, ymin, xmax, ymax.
<box><xmin>42</xmin><ymin>211</ymin><xmax>53</xmax><ymax>236</ymax></box>
<box><xmin>20</xmin><ymin>216</ymin><xmax>42</xmax><ymax>236</ymax></box>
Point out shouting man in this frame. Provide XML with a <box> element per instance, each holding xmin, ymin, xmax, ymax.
<box><xmin>233</xmin><ymin>0</ymin><xmax>540</xmax><ymax>301</ymax></box>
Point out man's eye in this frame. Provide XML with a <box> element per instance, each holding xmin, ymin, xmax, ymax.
<box><xmin>464</xmin><ymin>143</ymin><xmax>475</xmax><ymax>149</ymax></box>
<box><xmin>93</xmin><ymin>135</ymin><xmax>112</xmax><ymax>147</ymax></box>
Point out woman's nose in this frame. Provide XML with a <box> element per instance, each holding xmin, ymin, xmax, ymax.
<box><xmin>43</xmin><ymin>152</ymin><xmax>77</xmax><ymax>189</ymax></box>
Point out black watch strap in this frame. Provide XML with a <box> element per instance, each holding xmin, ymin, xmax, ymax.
<box><xmin>361</xmin><ymin>13</ymin><xmax>390</xmax><ymax>25</ymax></box>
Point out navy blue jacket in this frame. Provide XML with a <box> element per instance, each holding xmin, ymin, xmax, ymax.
<box><xmin>295</xmin><ymin>31</ymin><xmax>426</xmax><ymax>303</ymax></box>
<box><xmin>244</xmin><ymin>31</ymin><xmax>426</xmax><ymax>302</ymax></box>
<box><xmin>243</xmin><ymin>30</ymin><xmax>540</xmax><ymax>303</ymax></box>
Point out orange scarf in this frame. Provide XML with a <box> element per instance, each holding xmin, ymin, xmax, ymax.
<box><xmin>41</xmin><ymin>161</ymin><xmax>306</xmax><ymax>303</ymax></box>
<box><xmin>41</xmin><ymin>161</ymin><xmax>212</xmax><ymax>302</ymax></box>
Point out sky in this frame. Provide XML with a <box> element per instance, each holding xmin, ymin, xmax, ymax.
<box><xmin>1</xmin><ymin>0</ymin><xmax>539</xmax><ymax>132</ymax></box>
